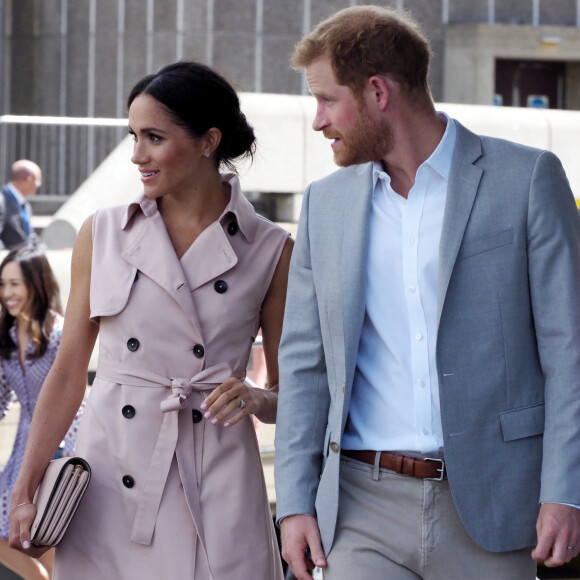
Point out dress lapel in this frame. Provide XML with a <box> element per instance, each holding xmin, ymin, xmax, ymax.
<box><xmin>121</xmin><ymin>209</ymin><xmax>203</xmax><ymax>331</ymax></box>
<box><xmin>180</xmin><ymin>221</ymin><xmax>238</xmax><ymax>291</ymax></box>
<box><xmin>341</xmin><ymin>164</ymin><xmax>374</xmax><ymax>389</ymax></box>
<box><xmin>119</xmin><ymin>175</ymin><xmax>255</xmax><ymax>331</ymax></box>
<box><xmin>180</xmin><ymin>173</ymin><xmax>255</xmax><ymax>290</ymax></box>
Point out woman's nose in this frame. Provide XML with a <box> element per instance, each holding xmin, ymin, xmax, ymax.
<box><xmin>131</xmin><ymin>141</ymin><xmax>146</xmax><ymax>165</ymax></box>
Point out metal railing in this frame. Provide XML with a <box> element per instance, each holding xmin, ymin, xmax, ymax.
<box><xmin>0</xmin><ymin>115</ymin><xmax>128</xmax><ymax>197</ymax></box>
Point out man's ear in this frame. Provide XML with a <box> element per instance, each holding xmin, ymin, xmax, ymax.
<box><xmin>366</xmin><ymin>75</ymin><xmax>390</xmax><ymax>111</ymax></box>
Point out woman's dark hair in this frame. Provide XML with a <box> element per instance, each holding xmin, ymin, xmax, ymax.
<box><xmin>0</xmin><ymin>247</ymin><xmax>62</xmax><ymax>359</ymax></box>
<box><xmin>127</xmin><ymin>61</ymin><xmax>256</xmax><ymax>172</ymax></box>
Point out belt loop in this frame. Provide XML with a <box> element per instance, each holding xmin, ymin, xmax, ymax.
<box><xmin>372</xmin><ymin>451</ymin><xmax>381</xmax><ymax>481</ymax></box>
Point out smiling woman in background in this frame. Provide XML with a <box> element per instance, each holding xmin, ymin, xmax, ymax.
<box><xmin>0</xmin><ymin>247</ymin><xmax>82</xmax><ymax>579</ymax></box>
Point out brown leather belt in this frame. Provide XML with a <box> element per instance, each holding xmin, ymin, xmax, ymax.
<box><xmin>341</xmin><ymin>449</ymin><xmax>446</xmax><ymax>480</ymax></box>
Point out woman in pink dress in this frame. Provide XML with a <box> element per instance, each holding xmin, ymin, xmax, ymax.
<box><xmin>9</xmin><ymin>61</ymin><xmax>292</xmax><ymax>579</ymax></box>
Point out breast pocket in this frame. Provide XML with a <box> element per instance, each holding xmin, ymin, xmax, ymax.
<box><xmin>458</xmin><ymin>227</ymin><xmax>513</xmax><ymax>260</ymax></box>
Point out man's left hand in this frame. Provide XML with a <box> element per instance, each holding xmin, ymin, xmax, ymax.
<box><xmin>532</xmin><ymin>503</ymin><xmax>580</xmax><ymax>566</ymax></box>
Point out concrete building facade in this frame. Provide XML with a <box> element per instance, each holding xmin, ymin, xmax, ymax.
<box><xmin>2</xmin><ymin>0</ymin><xmax>580</xmax><ymax>119</ymax></box>
<box><xmin>2</xmin><ymin>0</ymin><xmax>580</xmax><ymax>213</ymax></box>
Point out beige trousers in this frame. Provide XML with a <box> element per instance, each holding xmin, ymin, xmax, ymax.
<box><xmin>324</xmin><ymin>456</ymin><xmax>537</xmax><ymax>580</ymax></box>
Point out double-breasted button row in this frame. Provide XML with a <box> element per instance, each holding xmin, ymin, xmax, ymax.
<box><xmin>122</xmin><ymin>405</ymin><xmax>136</xmax><ymax>419</ymax></box>
<box><xmin>214</xmin><ymin>280</ymin><xmax>228</xmax><ymax>294</ymax></box>
<box><xmin>127</xmin><ymin>338</ymin><xmax>140</xmax><ymax>352</ymax></box>
<box><xmin>122</xmin><ymin>475</ymin><xmax>135</xmax><ymax>488</ymax></box>
<box><xmin>123</xmin><ymin>402</ymin><xmax>203</xmax><ymax>424</ymax></box>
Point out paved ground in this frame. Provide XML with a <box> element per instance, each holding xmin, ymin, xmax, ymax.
<box><xmin>539</xmin><ymin>567</ymin><xmax>580</xmax><ymax>579</ymax></box>
<box><xmin>1</xmin><ymin>405</ymin><xmax>28</xmax><ymax>579</ymax></box>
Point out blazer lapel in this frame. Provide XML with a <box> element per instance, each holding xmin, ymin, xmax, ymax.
<box><xmin>341</xmin><ymin>164</ymin><xmax>374</xmax><ymax>390</ymax></box>
<box><xmin>437</xmin><ymin>123</ymin><xmax>483</xmax><ymax>323</ymax></box>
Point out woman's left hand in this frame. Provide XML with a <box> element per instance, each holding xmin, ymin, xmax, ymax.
<box><xmin>201</xmin><ymin>377</ymin><xmax>260</xmax><ymax>427</ymax></box>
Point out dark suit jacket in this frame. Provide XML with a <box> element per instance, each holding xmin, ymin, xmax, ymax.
<box><xmin>0</xmin><ymin>185</ymin><xmax>32</xmax><ymax>249</ymax></box>
<box><xmin>275</xmin><ymin>121</ymin><xmax>580</xmax><ymax>553</ymax></box>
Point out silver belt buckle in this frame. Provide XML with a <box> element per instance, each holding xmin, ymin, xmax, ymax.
<box><xmin>425</xmin><ymin>457</ymin><xmax>445</xmax><ymax>481</ymax></box>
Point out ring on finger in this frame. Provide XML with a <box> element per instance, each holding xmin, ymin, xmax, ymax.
<box><xmin>568</xmin><ymin>546</ymin><xmax>576</xmax><ymax>550</ymax></box>
<box><xmin>238</xmin><ymin>397</ymin><xmax>246</xmax><ymax>409</ymax></box>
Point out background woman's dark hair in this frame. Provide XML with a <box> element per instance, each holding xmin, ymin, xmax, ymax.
<box><xmin>127</xmin><ymin>61</ymin><xmax>256</xmax><ymax>173</ymax></box>
<box><xmin>0</xmin><ymin>247</ymin><xmax>62</xmax><ymax>359</ymax></box>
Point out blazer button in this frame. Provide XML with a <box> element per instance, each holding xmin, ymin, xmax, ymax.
<box><xmin>329</xmin><ymin>442</ymin><xmax>340</xmax><ymax>454</ymax></box>
<box><xmin>214</xmin><ymin>280</ymin><xmax>228</xmax><ymax>294</ymax></box>
<box><xmin>127</xmin><ymin>338</ymin><xmax>140</xmax><ymax>352</ymax></box>
<box><xmin>122</xmin><ymin>475</ymin><xmax>135</xmax><ymax>488</ymax></box>
<box><xmin>227</xmin><ymin>221</ymin><xmax>238</xmax><ymax>236</ymax></box>
<box><xmin>122</xmin><ymin>405</ymin><xmax>136</xmax><ymax>419</ymax></box>
<box><xmin>192</xmin><ymin>344</ymin><xmax>205</xmax><ymax>358</ymax></box>
<box><xmin>192</xmin><ymin>409</ymin><xmax>203</xmax><ymax>423</ymax></box>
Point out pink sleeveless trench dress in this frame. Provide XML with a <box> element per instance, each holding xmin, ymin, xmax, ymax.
<box><xmin>53</xmin><ymin>175</ymin><xmax>287</xmax><ymax>579</ymax></box>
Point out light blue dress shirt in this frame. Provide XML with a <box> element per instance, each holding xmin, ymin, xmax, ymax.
<box><xmin>342</xmin><ymin>114</ymin><xmax>457</xmax><ymax>454</ymax></box>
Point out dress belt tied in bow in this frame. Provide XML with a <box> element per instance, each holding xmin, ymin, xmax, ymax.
<box><xmin>96</xmin><ymin>359</ymin><xmax>234</xmax><ymax>560</ymax></box>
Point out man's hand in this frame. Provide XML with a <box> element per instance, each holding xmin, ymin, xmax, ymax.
<box><xmin>280</xmin><ymin>514</ymin><xmax>327</xmax><ymax>580</ymax></box>
<box><xmin>532</xmin><ymin>503</ymin><xmax>580</xmax><ymax>566</ymax></box>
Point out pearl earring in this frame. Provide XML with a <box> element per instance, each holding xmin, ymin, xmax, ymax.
<box><xmin>203</xmin><ymin>152</ymin><xmax>210</xmax><ymax>158</ymax></box>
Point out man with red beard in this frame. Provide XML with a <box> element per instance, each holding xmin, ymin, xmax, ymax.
<box><xmin>274</xmin><ymin>5</ymin><xmax>580</xmax><ymax>580</ymax></box>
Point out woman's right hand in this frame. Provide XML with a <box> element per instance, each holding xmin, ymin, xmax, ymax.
<box><xmin>9</xmin><ymin>501</ymin><xmax>50</xmax><ymax>557</ymax></box>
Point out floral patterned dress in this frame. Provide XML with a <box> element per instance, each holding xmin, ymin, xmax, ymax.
<box><xmin>0</xmin><ymin>313</ymin><xmax>83</xmax><ymax>537</ymax></box>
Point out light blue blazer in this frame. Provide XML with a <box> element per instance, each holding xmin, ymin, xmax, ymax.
<box><xmin>274</xmin><ymin>121</ymin><xmax>580</xmax><ymax>553</ymax></box>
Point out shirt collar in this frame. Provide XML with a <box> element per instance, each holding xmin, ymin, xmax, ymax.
<box><xmin>372</xmin><ymin>112</ymin><xmax>457</xmax><ymax>187</ymax></box>
<box><xmin>120</xmin><ymin>173</ymin><xmax>258</xmax><ymax>242</ymax></box>
<box><xmin>425</xmin><ymin>112</ymin><xmax>456</xmax><ymax>180</ymax></box>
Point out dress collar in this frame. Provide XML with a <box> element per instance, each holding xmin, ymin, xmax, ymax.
<box><xmin>120</xmin><ymin>173</ymin><xmax>258</xmax><ymax>243</ymax></box>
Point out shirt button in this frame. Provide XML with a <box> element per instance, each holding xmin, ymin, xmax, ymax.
<box><xmin>192</xmin><ymin>344</ymin><xmax>205</xmax><ymax>358</ymax></box>
<box><xmin>127</xmin><ymin>338</ymin><xmax>140</xmax><ymax>352</ymax></box>
<box><xmin>415</xmin><ymin>333</ymin><xmax>423</xmax><ymax>341</ymax></box>
<box><xmin>214</xmin><ymin>280</ymin><xmax>228</xmax><ymax>294</ymax></box>
<box><xmin>422</xmin><ymin>429</ymin><xmax>428</xmax><ymax>436</ymax></box>
<box><xmin>408</xmin><ymin>286</ymin><xmax>415</xmax><ymax>293</ymax></box>
<box><xmin>192</xmin><ymin>409</ymin><xmax>203</xmax><ymax>423</ymax></box>
<box><xmin>227</xmin><ymin>221</ymin><xmax>238</xmax><ymax>236</ymax></box>
<box><xmin>417</xmin><ymin>380</ymin><xmax>425</xmax><ymax>388</ymax></box>
<box><xmin>408</xmin><ymin>237</ymin><xmax>415</xmax><ymax>244</ymax></box>
<box><xmin>329</xmin><ymin>442</ymin><xmax>340</xmax><ymax>453</ymax></box>
<box><xmin>122</xmin><ymin>475</ymin><xmax>135</xmax><ymax>488</ymax></box>
<box><xmin>122</xmin><ymin>405</ymin><xmax>136</xmax><ymax>419</ymax></box>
